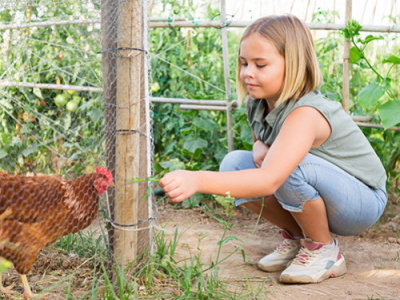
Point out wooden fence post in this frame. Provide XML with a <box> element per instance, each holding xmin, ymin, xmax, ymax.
<box><xmin>113</xmin><ymin>0</ymin><xmax>148</xmax><ymax>265</ymax></box>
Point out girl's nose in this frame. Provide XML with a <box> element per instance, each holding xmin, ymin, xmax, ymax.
<box><xmin>243</xmin><ymin>66</ymin><xmax>254</xmax><ymax>78</ymax></box>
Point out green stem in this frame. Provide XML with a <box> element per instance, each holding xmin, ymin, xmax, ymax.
<box><xmin>351</xmin><ymin>36</ymin><xmax>383</xmax><ymax>80</ymax></box>
<box><xmin>214</xmin><ymin>218</ymin><xmax>228</xmax><ymax>266</ymax></box>
<box><xmin>386</xmin><ymin>64</ymin><xmax>395</xmax><ymax>78</ymax></box>
<box><xmin>201</xmin><ymin>200</ymin><xmax>265</xmax><ymax>274</ymax></box>
<box><xmin>386</xmin><ymin>89</ymin><xmax>395</xmax><ymax>100</ymax></box>
<box><xmin>364</xmin><ymin>58</ymin><xmax>383</xmax><ymax>80</ymax></box>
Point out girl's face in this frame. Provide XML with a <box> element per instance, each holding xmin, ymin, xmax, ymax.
<box><xmin>239</xmin><ymin>33</ymin><xmax>285</xmax><ymax>105</ymax></box>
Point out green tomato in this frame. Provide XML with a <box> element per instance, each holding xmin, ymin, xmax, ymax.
<box><xmin>54</xmin><ymin>94</ymin><xmax>68</xmax><ymax>106</ymax></box>
<box><xmin>151</xmin><ymin>82</ymin><xmax>160</xmax><ymax>93</ymax></box>
<box><xmin>196</xmin><ymin>32</ymin><xmax>205</xmax><ymax>43</ymax></box>
<box><xmin>66</xmin><ymin>99</ymin><xmax>80</xmax><ymax>112</ymax></box>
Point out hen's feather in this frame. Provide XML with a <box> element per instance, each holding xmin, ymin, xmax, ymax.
<box><xmin>0</xmin><ymin>171</ymin><xmax>108</xmax><ymax>274</ymax></box>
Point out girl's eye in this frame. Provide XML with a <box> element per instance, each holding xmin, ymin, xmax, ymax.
<box><xmin>241</xmin><ymin>62</ymin><xmax>248</xmax><ymax>66</ymax></box>
<box><xmin>256</xmin><ymin>65</ymin><xmax>266</xmax><ymax>68</ymax></box>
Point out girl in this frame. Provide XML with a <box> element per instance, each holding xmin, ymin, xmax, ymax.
<box><xmin>159</xmin><ymin>14</ymin><xmax>387</xmax><ymax>284</ymax></box>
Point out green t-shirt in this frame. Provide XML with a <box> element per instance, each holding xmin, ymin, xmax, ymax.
<box><xmin>247</xmin><ymin>90</ymin><xmax>387</xmax><ymax>189</ymax></box>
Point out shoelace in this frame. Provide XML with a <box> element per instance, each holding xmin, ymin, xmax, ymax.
<box><xmin>275</xmin><ymin>239</ymin><xmax>298</xmax><ymax>254</ymax></box>
<box><xmin>291</xmin><ymin>247</ymin><xmax>318</xmax><ymax>265</ymax></box>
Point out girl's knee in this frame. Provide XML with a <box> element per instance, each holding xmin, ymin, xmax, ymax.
<box><xmin>274</xmin><ymin>164</ymin><xmax>319</xmax><ymax>210</ymax></box>
<box><xmin>219</xmin><ymin>150</ymin><xmax>255</xmax><ymax>172</ymax></box>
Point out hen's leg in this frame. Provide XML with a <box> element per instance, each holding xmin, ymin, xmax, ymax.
<box><xmin>20</xmin><ymin>274</ymin><xmax>34</xmax><ymax>299</ymax></box>
<box><xmin>0</xmin><ymin>273</ymin><xmax>15</xmax><ymax>295</ymax></box>
<box><xmin>20</xmin><ymin>274</ymin><xmax>49</xmax><ymax>300</ymax></box>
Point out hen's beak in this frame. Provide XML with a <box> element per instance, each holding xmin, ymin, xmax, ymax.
<box><xmin>109</xmin><ymin>182</ymin><xmax>115</xmax><ymax>187</ymax></box>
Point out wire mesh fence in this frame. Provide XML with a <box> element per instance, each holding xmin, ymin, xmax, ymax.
<box><xmin>1</xmin><ymin>0</ymin><xmax>400</xmax><ymax>297</ymax></box>
<box><xmin>0</xmin><ymin>0</ymin><xmax>153</xmax><ymax>297</ymax></box>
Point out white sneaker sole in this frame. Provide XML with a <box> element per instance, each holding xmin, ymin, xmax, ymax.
<box><xmin>280</xmin><ymin>257</ymin><xmax>347</xmax><ymax>283</ymax></box>
<box><xmin>257</xmin><ymin>261</ymin><xmax>289</xmax><ymax>272</ymax></box>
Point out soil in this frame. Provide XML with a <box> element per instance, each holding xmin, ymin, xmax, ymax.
<box><xmin>157</xmin><ymin>195</ymin><xmax>400</xmax><ymax>300</ymax></box>
<box><xmin>1</xmin><ymin>196</ymin><xmax>399</xmax><ymax>300</ymax></box>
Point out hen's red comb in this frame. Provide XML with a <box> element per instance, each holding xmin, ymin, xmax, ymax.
<box><xmin>96</xmin><ymin>167</ymin><xmax>113</xmax><ymax>182</ymax></box>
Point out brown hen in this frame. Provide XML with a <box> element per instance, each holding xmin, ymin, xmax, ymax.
<box><xmin>0</xmin><ymin>167</ymin><xmax>114</xmax><ymax>299</ymax></box>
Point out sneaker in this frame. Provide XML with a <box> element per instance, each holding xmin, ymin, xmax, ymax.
<box><xmin>257</xmin><ymin>230</ymin><xmax>301</xmax><ymax>272</ymax></box>
<box><xmin>280</xmin><ymin>238</ymin><xmax>347</xmax><ymax>283</ymax></box>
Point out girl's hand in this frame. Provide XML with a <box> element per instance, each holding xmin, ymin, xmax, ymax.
<box><xmin>253</xmin><ymin>140</ymin><xmax>270</xmax><ymax>168</ymax></box>
<box><xmin>159</xmin><ymin>170</ymin><xmax>198</xmax><ymax>202</ymax></box>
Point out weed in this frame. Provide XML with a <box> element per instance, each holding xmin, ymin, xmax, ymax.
<box><xmin>394</xmin><ymin>251</ymin><xmax>400</xmax><ymax>262</ymax></box>
<box><xmin>99</xmin><ymin>192</ymin><xmax>268</xmax><ymax>299</ymax></box>
<box><xmin>55</xmin><ymin>179</ymin><xmax>268</xmax><ymax>298</ymax></box>
<box><xmin>367</xmin><ymin>294</ymin><xmax>393</xmax><ymax>300</ymax></box>
<box><xmin>54</xmin><ymin>229</ymin><xmax>106</xmax><ymax>258</ymax></box>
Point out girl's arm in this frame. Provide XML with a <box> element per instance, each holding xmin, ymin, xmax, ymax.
<box><xmin>253</xmin><ymin>140</ymin><xmax>269</xmax><ymax>168</ymax></box>
<box><xmin>251</xmin><ymin>114</ymin><xmax>270</xmax><ymax>168</ymax></box>
<box><xmin>160</xmin><ymin>106</ymin><xmax>330</xmax><ymax>202</ymax></box>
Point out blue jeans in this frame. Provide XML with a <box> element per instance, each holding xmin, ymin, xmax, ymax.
<box><xmin>219</xmin><ymin>150</ymin><xmax>387</xmax><ymax>236</ymax></box>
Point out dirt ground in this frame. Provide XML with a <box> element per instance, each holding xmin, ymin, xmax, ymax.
<box><xmin>1</xmin><ymin>196</ymin><xmax>399</xmax><ymax>300</ymax></box>
<box><xmin>158</xmin><ymin>195</ymin><xmax>400</xmax><ymax>300</ymax></box>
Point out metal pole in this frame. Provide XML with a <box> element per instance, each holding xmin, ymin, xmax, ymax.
<box><xmin>221</xmin><ymin>0</ymin><xmax>234</xmax><ymax>152</ymax></box>
<box><xmin>0</xmin><ymin>17</ymin><xmax>186</xmax><ymax>31</ymax></box>
<box><xmin>355</xmin><ymin>122</ymin><xmax>400</xmax><ymax>132</ymax></box>
<box><xmin>343</xmin><ymin>0</ymin><xmax>352</xmax><ymax>113</ymax></box>
<box><xmin>0</xmin><ymin>80</ymin><xmax>102</xmax><ymax>92</ymax></box>
<box><xmin>4</xmin><ymin>19</ymin><xmax>400</xmax><ymax>32</ymax></box>
<box><xmin>180</xmin><ymin>105</ymin><xmax>228</xmax><ymax>111</ymax></box>
<box><xmin>151</xmin><ymin>97</ymin><xmax>229</xmax><ymax>106</ymax></box>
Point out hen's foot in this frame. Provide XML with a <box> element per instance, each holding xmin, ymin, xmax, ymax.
<box><xmin>0</xmin><ymin>283</ymin><xmax>16</xmax><ymax>295</ymax></box>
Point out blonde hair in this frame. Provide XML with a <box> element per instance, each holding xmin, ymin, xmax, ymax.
<box><xmin>236</xmin><ymin>14</ymin><xmax>323</xmax><ymax>106</ymax></box>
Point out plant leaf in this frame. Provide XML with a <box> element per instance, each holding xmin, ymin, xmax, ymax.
<box><xmin>342</xmin><ymin>20</ymin><xmax>362</xmax><ymax>38</ymax></box>
<box><xmin>350</xmin><ymin>47</ymin><xmax>362</xmax><ymax>64</ymax></box>
<box><xmin>159</xmin><ymin>159</ymin><xmax>185</xmax><ymax>171</ymax></box>
<box><xmin>382</xmin><ymin>54</ymin><xmax>400</xmax><ymax>65</ymax></box>
<box><xmin>87</xmin><ymin>109</ymin><xmax>103</xmax><ymax>124</ymax></box>
<box><xmin>183</xmin><ymin>135</ymin><xmax>208</xmax><ymax>153</ymax></box>
<box><xmin>0</xmin><ymin>258</ymin><xmax>12</xmax><ymax>274</ymax></box>
<box><xmin>0</xmin><ymin>149</ymin><xmax>7</xmax><ymax>159</ymax></box>
<box><xmin>206</xmin><ymin>211</ymin><xmax>227</xmax><ymax>226</ymax></box>
<box><xmin>33</xmin><ymin>87</ymin><xmax>43</xmax><ymax>99</ymax></box>
<box><xmin>193</xmin><ymin>148</ymin><xmax>203</xmax><ymax>159</ymax></box>
<box><xmin>0</xmin><ymin>99</ymin><xmax>12</xmax><ymax>110</ymax></box>
<box><xmin>358</xmin><ymin>77</ymin><xmax>391</xmax><ymax>109</ymax></box>
<box><xmin>193</xmin><ymin>117</ymin><xmax>216</xmax><ymax>132</ymax></box>
<box><xmin>216</xmin><ymin>236</ymin><xmax>241</xmax><ymax>246</ymax></box>
<box><xmin>357</xmin><ymin>34</ymin><xmax>384</xmax><ymax>45</ymax></box>
<box><xmin>240</xmin><ymin>247</ymin><xmax>246</xmax><ymax>263</ymax></box>
<box><xmin>214</xmin><ymin>195</ymin><xmax>233</xmax><ymax>208</ymax></box>
<box><xmin>22</xmin><ymin>145</ymin><xmax>38</xmax><ymax>157</ymax></box>
<box><xmin>378</xmin><ymin>100</ymin><xmax>400</xmax><ymax>129</ymax></box>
